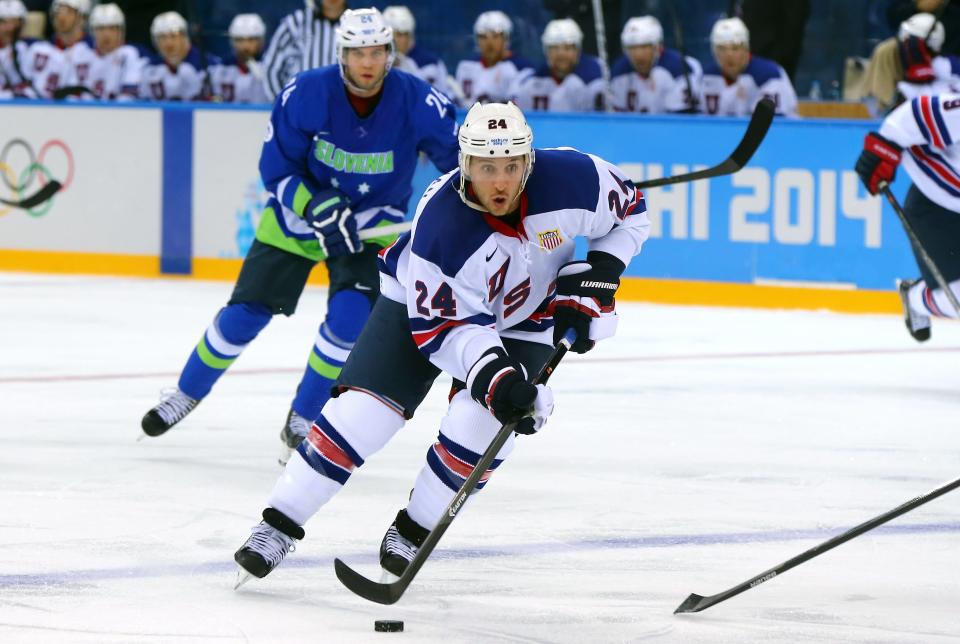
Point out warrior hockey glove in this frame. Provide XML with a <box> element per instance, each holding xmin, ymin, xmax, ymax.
<box><xmin>467</xmin><ymin>348</ymin><xmax>555</xmax><ymax>435</ymax></box>
<box><xmin>855</xmin><ymin>132</ymin><xmax>902</xmax><ymax>195</ymax></box>
<box><xmin>898</xmin><ymin>35</ymin><xmax>935</xmax><ymax>83</ymax></box>
<box><xmin>552</xmin><ymin>251</ymin><xmax>625</xmax><ymax>354</ymax></box>
<box><xmin>304</xmin><ymin>188</ymin><xmax>361</xmax><ymax>258</ymax></box>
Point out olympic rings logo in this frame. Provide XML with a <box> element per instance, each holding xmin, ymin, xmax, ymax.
<box><xmin>0</xmin><ymin>138</ymin><xmax>74</xmax><ymax>218</ymax></box>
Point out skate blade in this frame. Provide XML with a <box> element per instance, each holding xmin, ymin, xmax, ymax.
<box><xmin>234</xmin><ymin>567</ymin><xmax>255</xmax><ymax>590</ymax></box>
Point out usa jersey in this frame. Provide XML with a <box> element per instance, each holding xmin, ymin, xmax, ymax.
<box><xmin>210</xmin><ymin>55</ymin><xmax>268</xmax><ymax>103</ymax></box>
<box><xmin>880</xmin><ymin>93</ymin><xmax>960</xmax><ymax>212</ymax></box>
<box><xmin>610</xmin><ymin>48</ymin><xmax>702</xmax><ymax>114</ymax></box>
<box><xmin>378</xmin><ymin>148</ymin><xmax>650</xmax><ymax>380</ymax></box>
<box><xmin>510</xmin><ymin>54</ymin><xmax>606</xmax><ymax>112</ymax></box>
<box><xmin>140</xmin><ymin>48</ymin><xmax>218</xmax><ymax>101</ymax></box>
<box><xmin>701</xmin><ymin>55</ymin><xmax>797</xmax><ymax>117</ymax></box>
<box><xmin>395</xmin><ymin>44</ymin><xmax>452</xmax><ymax>99</ymax></box>
<box><xmin>0</xmin><ymin>39</ymin><xmax>66</xmax><ymax>98</ymax></box>
<box><xmin>256</xmin><ymin>65</ymin><xmax>459</xmax><ymax>261</ymax></box>
<box><xmin>455</xmin><ymin>54</ymin><xmax>534</xmax><ymax>105</ymax></box>
<box><xmin>87</xmin><ymin>45</ymin><xmax>145</xmax><ymax>100</ymax></box>
<box><xmin>57</xmin><ymin>37</ymin><xmax>98</xmax><ymax>89</ymax></box>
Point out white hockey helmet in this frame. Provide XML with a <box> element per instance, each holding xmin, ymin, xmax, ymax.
<box><xmin>151</xmin><ymin>11</ymin><xmax>188</xmax><ymax>40</ymax></box>
<box><xmin>542</xmin><ymin>18</ymin><xmax>583</xmax><ymax>53</ymax></box>
<box><xmin>50</xmin><ymin>0</ymin><xmax>90</xmax><ymax>17</ymax></box>
<box><xmin>710</xmin><ymin>17</ymin><xmax>749</xmax><ymax>48</ymax></box>
<box><xmin>383</xmin><ymin>5</ymin><xmax>415</xmax><ymax>34</ymax></box>
<box><xmin>457</xmin><ymin>101</ymin><xmax>535</xmax><ymax>202</ymax></box>
<box><xmin>228</xmin><ymin>13</ymin><xmax>266</xmax><ymax>40</ymax></box>
<box><xmin>474</xmin><ymin>10</ymin><xmax>512</xmax><ymax>37</ymax></box>
<box><xmin>90</xmin><ymin>3</ymin><xmax>124</xmax><ymax>29</ymax></box>
<box><xmin>0</xmin><ymin>0</ymin><xmax>28</xmax><ymax>20</ymax></box>
<box><xmin>621</xmin><ymin>16</ymin><xmax>663</xmax><ymax>48</ymax></box>
<box><xmin>899</xmin><ymin>12</ymin><xmax>945</xmax><ymax>52</ymax></box>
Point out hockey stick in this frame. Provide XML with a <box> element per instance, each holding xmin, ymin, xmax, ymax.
<box><xmin>0</xmin><ymin>180</ymin><xmax>62</xmax><ymax>210</ymax></box>
<box><xmin>635</xmin><ymin>97</ymin><xmax>775</xmax><ymax>189</ymax></box>
<box><xmin>879</xmin><ymin>183</ymin><xmax>960</xmax><ymax>316</ymax></box>
<box><xmin>334</xmin><ymin>328</ymin><xmax>578</xmax><ymax>605</ymax></box>
<box><xmin>357</xmin><ymin>221</ymin><xmax>411</xmax><ymax>241</ymax></box>
<box><xmin>675</xmin><ymin>472</ymin><xmax>960</xmax><ymax>613</ymax></box>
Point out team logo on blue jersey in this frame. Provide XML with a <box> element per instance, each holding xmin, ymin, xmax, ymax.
<box><xmin>537</xmin><ymin>229</ymin><xmax>563</xmax><ymax>251</ymax></box>
<box><xmin>314</xmin><ymin>139</ymin><xmax>395</xmax><ymax>174</ymax></box>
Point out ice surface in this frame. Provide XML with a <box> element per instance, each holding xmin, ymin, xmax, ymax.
<box><xmin>1</xmin><ymin>273</ymin><xmax>959</xmax><ymax>643</ymax></box>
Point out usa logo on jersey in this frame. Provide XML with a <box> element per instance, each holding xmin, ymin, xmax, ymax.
<box><xmin>537</xmin><ymin>229</ymin><xmax>562</xmax><ymax>251</ymax></box>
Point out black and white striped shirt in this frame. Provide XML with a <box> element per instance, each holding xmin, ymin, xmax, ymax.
<box><xmin>262</xmin><ymin>8</ymin><xmax>339</xmax><ymax>100</ymax></box>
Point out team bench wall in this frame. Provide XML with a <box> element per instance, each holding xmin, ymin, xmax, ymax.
<box><xmin>0</xmin><ymin>101</ymin><xmax>912</xmax><ymax>313</ymax></box>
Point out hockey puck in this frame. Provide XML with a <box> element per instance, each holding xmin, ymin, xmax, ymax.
<box><xmin>374</xmin><ymin>620</ymin><xmax>404</xmax><ymax>632</ymax></box>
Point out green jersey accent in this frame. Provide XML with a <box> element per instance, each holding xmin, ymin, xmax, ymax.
<box><xmin>254</xmin><ymin>206</ymin><xmax>402</xmax><ymax>262</ymax></box>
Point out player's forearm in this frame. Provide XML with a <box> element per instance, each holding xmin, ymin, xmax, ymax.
<box><xmin>424</xmin><ymin>324</ymin><xmax>504</xmax><ymax>383</ymax></box>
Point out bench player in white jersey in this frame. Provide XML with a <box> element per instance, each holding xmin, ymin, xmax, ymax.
<box><xmin>510</xmin><ymin>18</ymin><xmax>606</xmax><ymax>112</ymax></box>
<box><xmin>856</xmin><ymin>92</ymin><xmax>960</xmax><ymax>340</ymax></box>
<box><xmin>0</xmin><ymin>0</ymin><xmax>66</xmax><ymax>98</ymax></box>
<box><xmin>84</xmin><ymin>3</ymin><xmax>143</xmax><ymax>101</ymax></box>
<box><xmin>50</xmin><ymin>0</ymin><xmax>97</xmax><ymax>92</ymax></box>
<box><xmin>382</xmin><ymin>5</ymin><xmax>454</xmax><ymax>100</ymax></box>
<box><xmin>891</xmin><ymin>13</ymin><xmax>960</xmax><ymax>103</ymax></box>
<box><xmin>141</xmin><ymin>11</ymin><xmax>218</xmax><ymax>102</ymax></box>
<box><xmin>610</xmin><ymin>16</ymin><xmax>702</xmax><ymax>114</ymax></box>
<box><xmin>232</xmin><ymin>101</ymin><xmax>650</xmax><ymax>584</ymax></box>
<box><xmin>210</xmin><ymin>13</ymin><xmax>268</xmax><ymax>104</ymax></box>
<box><xmin>455</xmin><ymin>10</ymin><xmax>533</xmax><ymax>105</ymax></box>
<box><xmin>701</xmin><ymin>17</ymin><xmax>797</xmax><ymax>117</ymax></box>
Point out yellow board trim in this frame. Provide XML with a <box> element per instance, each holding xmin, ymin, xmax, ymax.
<box><xmin>0</xmin><ymin>250</ymin><xmax>900</xmax><ymax>314</ymax></box>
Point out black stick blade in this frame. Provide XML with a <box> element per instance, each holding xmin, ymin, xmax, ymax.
<box><xmin>334</xmin><ymin>558</ymin><xmax>405</xmax><ymax>605</ymax></box>
<box><xmin>674</xmin><ymin>593</ymin><xmax>708</xmax><ymax>614</ymax></box>
<box><xmin>0</xmin><ymin>180</ymin><xmax>62</xmax><ymax>209</ymax></box>
<box><xmin>729</xmin><ymin>98</ymin><xmax>775</xmax><ymax>169</ymax></box>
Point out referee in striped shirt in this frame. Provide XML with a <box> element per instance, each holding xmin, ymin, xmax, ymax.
<box><xmin>262</xmin><ymin>0</ymin><xmax>347</xmax><ymax>100</ymax></box>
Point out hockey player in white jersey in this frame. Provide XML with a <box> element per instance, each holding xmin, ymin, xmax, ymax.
<box><xmin>0</xmin><ymin>0</ymin><xmax>66</xmax><ymax>98</ymax></box>
<box><xmin>210</xmin><ymin>13</ymin><xmax>267</xmax><ymax>103</ymax></box>
<box><xmin>855</xmin><ymin>92</ymin><xmax>960</xmax><ymax>340</ymax></box>
<box><xmin>610</xmin><ymin>15</ymin><xmax>702</xmax><ymax>114</ymax></box>
<box><xmin>510</xmin><ymin>18</ymin><xmax>606</xmax><ymax>112</ymax></box>
<box><xmin>85</xmin><ymin>3</ymin><xmax>144</xmax><ymax>101</ymax></box>
<box><xmin>701</xmin><ymin>17</ymin><xmax>797</xmax><ymax>117</ymax></box>
<box><xmin>233</xmin><ymin>101</ymin><xmax>650</xmax><ymax>583</ymax></box>
<box><xmin>50</xmin><ymin>0</ymin><xmax>97</xmax><ymax>92</ymax></box>
<box><xmin>141</xmin><ymin>11</ymin><xmax>218</xmax><ymax>102</ymax></box>
<box><xmin>382</xmin><ymin>5</ymin><xmax>453</xmax><ymax>99</ymax></box>
<box><xmin>892</xmin><ymin>13</ymin><xmax>960</xmax><ymax>103</ymax></box>
<box><xmin>455</xmin><ymin>10</ymin><xmax>533</xmax><ymax>105</ymax></box>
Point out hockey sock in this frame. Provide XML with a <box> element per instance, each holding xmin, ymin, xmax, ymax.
<box><xmin>908</xmin><ymin>279</ymin><xmax>960</xmax><ymax>319</ymax></box>
<box><xmin>177</xmin><ymin>303</ymin><xmax>272</xmax><ymax>400</ymax></box>
<box><xmin>269</xmin><ymin>390</ymin><xmax>404</xmax><ymax>524</ymax></box>
<box><xmin>291</xmin><ymin>289</ymin><xmax>371</xmax><ymax>420</ymax></box>
<box><xmin>406</xmin><ymin>390</ymin><xmax>512</xmax><ymax>530</ymax></box>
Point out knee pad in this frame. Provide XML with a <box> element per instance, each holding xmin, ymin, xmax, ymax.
<box><xmin>216</xmin><ymin>302</ymin><xmax>272</xmax><ymax>345</ymax></box>
<box><xmin>325</xmin><ymin>290</ymin><xmax>372</xmax><ymax>344</ymax></box>
<box><xmin>438</xmin><ymin>389</ymin><xmax>515</xmax><ymax>460</ymax></box>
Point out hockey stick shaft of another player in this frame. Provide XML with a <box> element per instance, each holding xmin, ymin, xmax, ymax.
<box><xmin>357</xmin><ymin>222</ymin><xmax>411</xmax><ymax>241</ymax></box>
<box><xmin>334</xmin><ymin>328</ymin><xmax>578</xmax><ymax>605</ymax></box>
<box><xmin>634</xmin><ymin>98</ymin><xmax>775</xmax><ymax>189</ymax></box>
<box><xmin>674</xmin><ymin>472</ymin><xmax>960</xmax><ymax>613</ymax></box>
<box><xmin>879</xmin><ymin>183</ymin><xmax>960</xmax><ymax>316</ymax></box>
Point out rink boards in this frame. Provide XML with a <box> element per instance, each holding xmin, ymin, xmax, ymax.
<box><xmin>0</xmin><ymin>100</ymin><xmax>910</xmax><ymax>312</ymax></box>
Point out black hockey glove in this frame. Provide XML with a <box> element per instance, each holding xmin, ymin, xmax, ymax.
<box><xmin>552</xmin><ymin>251</ymin><xmax>625</xmax><ymax>354</ymax></box>
<box><xmin>467</xmin><ymin>348</ymin><xmax>554</xmax><ymax>435</ymax></box>
<box><xmin>303</xmin><ymin>188</ymin><xmax>360</xmax><ymax>259</ymax></box>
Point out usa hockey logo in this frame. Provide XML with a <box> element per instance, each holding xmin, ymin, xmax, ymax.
<box><xmin>537</xmin><ymin>229</ymin><xmax>562</xmax><ymax>251</ymax></box>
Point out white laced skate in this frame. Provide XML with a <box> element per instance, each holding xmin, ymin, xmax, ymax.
<box><xmin>234</xmin><ymin>508</ymin><xmax>304</xmax><ymax>589</ymax></box>
<box><xmin>897</xmin><ymin>279</ymin><xmax>931</xmax><ymax>342</ymax></box>
<box><xmin>278</xmin><ymin>409</ymin><xmax>312</xmax><ymax>466</ymax></box>
<box><xmin>141</xmin><ymin>388</ymin><xmax>199</xmax><ymax>437</ymax></box>
<box><xmin>379</xmin><ymin>510</ymin><xmax>429</xmax><ymax>579</ymax></box>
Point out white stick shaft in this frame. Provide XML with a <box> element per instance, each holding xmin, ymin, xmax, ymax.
<box><xmin>357</xmin><ymin>221</ymin><xmax>412</xmax><ymax>241</ymax></box>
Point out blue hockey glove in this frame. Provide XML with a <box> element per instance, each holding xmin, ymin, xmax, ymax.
<box><xmin>466</xmin><ymin>348</ymin><xmax>554</xmax><ymax>435</ymax></box>
<box><xmin>304</xmin><ymin>189</ymin><xmax>361</xmax><ymax>258</ymax></box>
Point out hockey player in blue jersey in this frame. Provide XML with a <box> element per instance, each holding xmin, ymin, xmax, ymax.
<box><xmin>141</xmin><ymin>8</ymin><xmax>459</xmax><ymax>465</ymax></box>
<box><xmin>232</xmin><ymin>101</ymin><xmax>650</xmax><ymax>585</ymax></box>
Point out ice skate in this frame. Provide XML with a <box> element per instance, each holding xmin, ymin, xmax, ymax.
<box><xmin>897</xmin><ymin>279</ymin><xmax>931</xmax><ymax>342</ymax></box>
<box><xmin>141</xmin><ymin>388</ymin><xmax>199</xmax><ymax>437</ymax></box>
<box><xmin>234</xmin><ymin>508</ymin><xmax>304</xmax><ymax>589</ymax></box>
<box><xmin>379</xmin><ymin>510</ymin><xmax>429</xmax><ymax>578</ymax></box>
<box><xmin>278</xmin><ymin>409</ymin><xmax>312</xmax><ymax>466</ymax></box>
